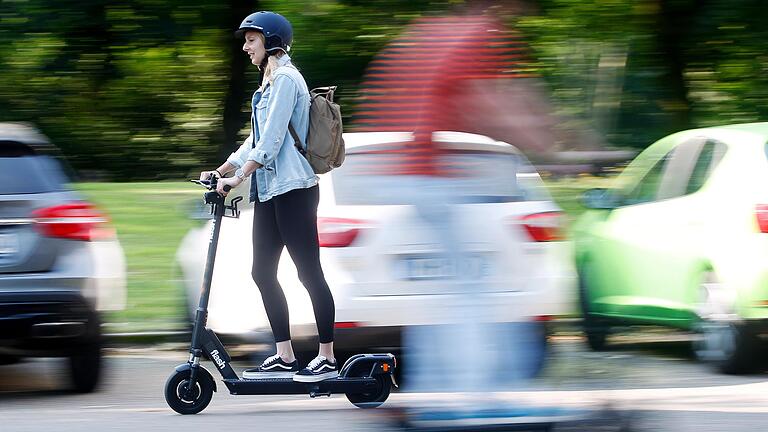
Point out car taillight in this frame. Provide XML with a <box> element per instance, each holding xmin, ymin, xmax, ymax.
<box><xmin>756</xmin><ymin>205</ymin><xmax>768</xmax><ymax>233</ymax></box>
<box><xmin>518</xmin><ymin>212</ymin><xmax>565</xmax><ymax>242</ymax></box>
<box><xmin>33</xmin><ymin>202</ymin><xmax>111</xmax><ymax>241</ymax></box>
<box><xmin>317</xmin><ymin>217</ymin><xmax>368</xmax><ymax>247</ymax></box>
<box><xmin>334</xmin><ymin>321</ymin><xmax>362</xmax><ymax>329</ymax></box>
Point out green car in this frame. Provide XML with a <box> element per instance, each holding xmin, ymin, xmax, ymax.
<box><xmin>573</xmin><ymin>122</ymin><xmax>768</xmax><ymax>374</ymax></box>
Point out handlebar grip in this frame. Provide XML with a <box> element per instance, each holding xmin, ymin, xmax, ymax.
<box><xmin>223</xmin><ymin>185</ymin><xmax>232</xmax><ymax>192</ymax></box>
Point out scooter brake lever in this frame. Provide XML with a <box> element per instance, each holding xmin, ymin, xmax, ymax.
<box><xmin>190</xmin><ymin>179</ymin><xmax>212</xmax><ymax>188</ymax></box>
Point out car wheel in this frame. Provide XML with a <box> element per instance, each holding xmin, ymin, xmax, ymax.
<box><xmin>0</xmin><ymin>355</ymin><xmax>20</xmax><ymax>366</ymax></box>
<box><xmin>578</xmin><ymin>262</ymin><xmax>609</xmax><ymax>351</ymax></box>
<box><xmin>509</xmin><ymin>321</ymin><xmax>549</xmax><ymax>379</ymax></box>
<box><xmin>68</xmin><ymin>312</ymin><xmax>103</xmax><ymax>393</ymax></box>
<box><xmin>528</xmin><ymin>321</ymin><xmax>549</xmax><ymax>377</ymax></box>
<box><xmin>69</xmin><ymin>338</ymin><xmax>103</xmax><ymax>393</ymax></box>
<box><xmin>693</xmin><ymin>271</ymin><xmax>757</xmax><ymax>374</ymax></box>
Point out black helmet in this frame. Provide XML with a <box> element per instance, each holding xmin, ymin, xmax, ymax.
<box><xmin>236</xmin><ymin>11</ymin><xmax>293</xmax><ymax>53</ymax></box>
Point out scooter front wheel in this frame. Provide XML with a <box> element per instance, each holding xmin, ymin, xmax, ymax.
<box><xmin>165</xmin><ymin>369</ymin><xmax>214</xmax><ymax>414</ymax></box>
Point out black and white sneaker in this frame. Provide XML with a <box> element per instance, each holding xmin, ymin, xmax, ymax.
<box><xmin>293</xmin><ymin>355</ymin><xmax>338</xmax><ymax>382</ymax></box>
<box><xmin>242</xmin><ymin>354</ymin><xmax>299</xmax><ymax>379</ymax></box>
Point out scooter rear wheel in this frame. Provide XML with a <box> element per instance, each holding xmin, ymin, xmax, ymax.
<box><xmin>345</xmin><ymin>375</ymin><xmax>392</xmax><ymax>409</ymax></box>
<box><xmin>165</xmin><ymin>369</ymin><xmax>214</xmax><ymax>414</ymax></box>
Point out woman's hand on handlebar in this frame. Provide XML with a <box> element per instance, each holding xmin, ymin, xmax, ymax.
<box><xmin>217</xmin><ymin>176</ymin><xmax>243</xmax><ymax>196</ymax></box>
<box><xmin>199</xmin><ymin>170</ymin><xmax>219</xmax><ymax>181</ymax></box>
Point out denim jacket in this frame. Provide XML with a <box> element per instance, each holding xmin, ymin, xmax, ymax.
<box><xmin>226</xmin><ymin>54</ymin><xmax>318</xmax><ymax>202</ymax></box>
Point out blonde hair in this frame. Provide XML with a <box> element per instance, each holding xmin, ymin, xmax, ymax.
<box><xmin>256</xmin><ymin>33</ymin><xmax>285</xmax><ymax>86</ymax></box>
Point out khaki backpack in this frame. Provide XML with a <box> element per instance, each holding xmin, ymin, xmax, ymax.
<box><xmin>288</xmin><ymin>86</ymin><xmax>345</xmax><ymax>174</ymax></box>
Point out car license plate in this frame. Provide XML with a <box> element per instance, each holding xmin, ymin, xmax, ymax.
<box><xmin>0</xmin><ymin>233</ymin><xmax>19</xmax><ymax>256</ymax></box>
<box><xmin>398</xmin><ymin>254</ymin><xmax>489</xmax><ymax>281</ymax></box>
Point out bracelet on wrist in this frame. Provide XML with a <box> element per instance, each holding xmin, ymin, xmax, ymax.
<box><xmin>215</xmin><ymin>169</ymin><xmax>223</xmax><ymax>178</ymax></box>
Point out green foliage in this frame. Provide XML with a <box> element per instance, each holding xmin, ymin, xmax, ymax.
<box><xmin>0</xmin><ymin>0</ymin><xmax>466</xmax><ymax>180</ymax></box>
<box><xmin>1</xmin><ymin>0</ymin><xmax>766</xmax><ymax>179</ymax></box>
<box><xmin>685</xmin><ymin>0</ymin><xmax>768</xmax><ymax>126</ymax></box>
<box><xmin>265</xmin><ymin>0</ymin><xmax>469</xmax><ymax>129</ymax></box>
<box><xmin>517</xmin><ymin>0</ymin><xmax>768</xmax><ymax>148</ymax></box>
<box><xmin>0</xmin><ymin>0</ymin><xmax>228</xmax><ymax>179</ymax></box>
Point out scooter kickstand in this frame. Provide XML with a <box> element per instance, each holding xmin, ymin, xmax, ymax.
<box><xmin>309</xmin><ymin>388</ymin><xmax>332</xmax><ymax>398</ymax></box>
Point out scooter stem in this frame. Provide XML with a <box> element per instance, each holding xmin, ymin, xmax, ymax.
<box><xmin>190</xmin><ymin>190</ymin><xmax>226</xmax><ymax>356</ymax></box>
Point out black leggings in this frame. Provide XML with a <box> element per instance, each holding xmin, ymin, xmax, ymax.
<box><xmin>251</xmin><ymin>185</ymin><xmax>335</xmax><ymax>344</ymax></box>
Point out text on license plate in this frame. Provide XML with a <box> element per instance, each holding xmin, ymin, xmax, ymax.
<box><xmin>397</xmin><ymin>254</ymin><xmax>490</xmax><ymax>281</ymax></box>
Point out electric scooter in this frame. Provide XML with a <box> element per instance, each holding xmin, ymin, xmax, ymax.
<box><xmin>164</xmin><ymin>176</ymin><xmax>396</xmax><ymax>415</ymax></box>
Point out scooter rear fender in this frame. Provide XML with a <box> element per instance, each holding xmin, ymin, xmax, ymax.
<box><xmin>339</xmin><ymin>353</ymin><xmax>396</xmax><ymax>379</ymax></box>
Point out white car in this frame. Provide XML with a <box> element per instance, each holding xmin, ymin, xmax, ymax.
<box><xmin>176</xmin><ymin>131</ymin><xmax>576</xmax><ymax>355</ymax></box>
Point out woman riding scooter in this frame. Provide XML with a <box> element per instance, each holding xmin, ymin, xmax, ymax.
<box><xmin>199</xmin><ymin>11</ymin><xmax>337</xmax><ymax>383</ymax></box>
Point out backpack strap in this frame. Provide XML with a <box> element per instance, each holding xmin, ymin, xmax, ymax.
<box><xmin>252</xmin><ymin>115</ymin><xmax>257</xmax><ymax>149</ymax></box>
<box><xmin>288</xmin><ymin>123</ymin><xmax>306</xmax><ymax>156</ymax></box>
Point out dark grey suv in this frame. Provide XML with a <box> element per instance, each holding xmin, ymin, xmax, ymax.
<box><xmin>0</xmin><ymin>123</ymin><xmax>126</xmax><ymax>392</ymax></box>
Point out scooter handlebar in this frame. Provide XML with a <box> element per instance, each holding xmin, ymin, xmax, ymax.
<box><xmin>190</xmin><ymin>179</ymin><xmax>232</xmax><ymax>192</ymax></box>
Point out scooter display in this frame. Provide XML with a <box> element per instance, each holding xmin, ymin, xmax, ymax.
<box><xmin>164</xmin><ymin>177</ymin><xmax>396</xmax><ymax>415</ymax></box>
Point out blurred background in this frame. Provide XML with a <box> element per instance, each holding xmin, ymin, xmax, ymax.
<box><xmin>1</xmin><ymin>0</ymin><xmax>768</xmax><ymax>431</ymax></box>
<box><xmin>4</xmin><ymin>0</ymin><xmax>767</xmax><ymax>180</ymax></box>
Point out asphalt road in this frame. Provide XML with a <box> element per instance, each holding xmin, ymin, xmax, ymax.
<box><xmin>1</xmin><ymin>333</ymin><xmax>767</xmax><ymax>432</ymax></box>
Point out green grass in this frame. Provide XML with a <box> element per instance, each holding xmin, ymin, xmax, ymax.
<box><xmin>73</xmin><ymin>176</ymin><xmax>616</xmax><ymax>332</ymax></box>
<box><xmin>75</xmin><ymin>182</ymin><xmax>203</xmax><ymax>332</ymax></box>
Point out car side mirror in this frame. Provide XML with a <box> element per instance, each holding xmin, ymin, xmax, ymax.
<box><xmin>581</xmin><ymin>188</ymin><xmax>620</xmax><ymax>210</ymax></box>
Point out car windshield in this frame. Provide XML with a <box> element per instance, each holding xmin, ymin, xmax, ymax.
<box><xmin>0</xmin><ymin>155</ymin><xmax>69</xmax><ymax>194</ymax></box>
<box><xmin>331</xmin><ymin>150</ymin><xmax>551</xmax><ymax>205</ymax></box>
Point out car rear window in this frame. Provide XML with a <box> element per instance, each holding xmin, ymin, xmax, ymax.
<box><xmin>0</xmin><ymin>141</ymin><xmax>37</xmax><ymax>157</ymax></box>
<box><xmin>0</xmin><ymin>155</ymin><xmax>70</xmax><ymax>194</ymax></box>
<box><xmin>331</xmin><ymin>151</ymin><xmax>551</xmax><ymax>205</ymax></box>
<box><xmin>685</xmin><ymin>140</ymin><xmax>726</xmax><ymax>195</ymax></box>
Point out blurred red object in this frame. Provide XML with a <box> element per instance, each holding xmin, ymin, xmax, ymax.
<box><xmin>354</xmin><ymin>15</ymin><xmax>555</xmax><ymax>175</ymax></box>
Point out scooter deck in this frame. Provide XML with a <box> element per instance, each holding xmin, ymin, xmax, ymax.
<box><xmin>222</xmin><ymin>376</ymin><xmax>379</xmax><ymax>396</ymax></box>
